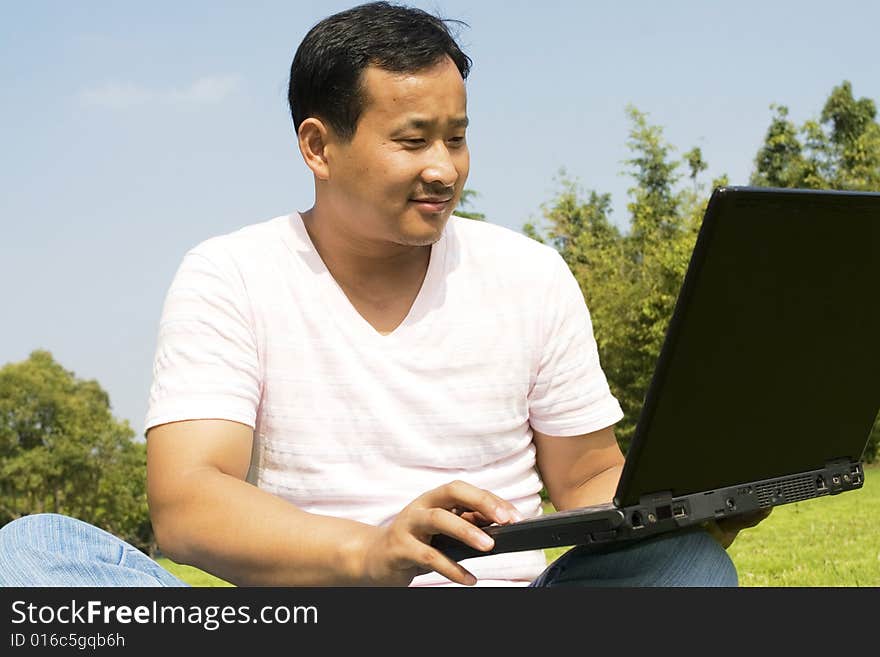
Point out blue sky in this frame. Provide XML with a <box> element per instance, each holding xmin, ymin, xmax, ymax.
<box><xmin>2</xmin><ymin>1</ymin><xmax>878</xmax><ymax>432</ymax></box>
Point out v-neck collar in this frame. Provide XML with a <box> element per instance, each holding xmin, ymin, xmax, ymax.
<box><xmin>282</xmin><ymin>212</ymin><xmax>447</xmax><ymax>345</ymax></box>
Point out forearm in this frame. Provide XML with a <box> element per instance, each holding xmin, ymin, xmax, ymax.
<box><xmin>551</xmin><ymin>464</ymin><xmax>624</xmax><ymax>511</ymax></box>
<box><xmin>151</xmin><ymin>469</ymin><xmax>378</xmax><ymax>586</ymax></box>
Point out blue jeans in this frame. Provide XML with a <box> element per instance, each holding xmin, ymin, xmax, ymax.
<box><xmin>0</xmin><ymin>514</ymin><xmax>737</xmax><ymax>587</ymax></box>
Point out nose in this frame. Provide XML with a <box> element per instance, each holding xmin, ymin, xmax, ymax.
<box><xmin>420</xmin><ymin>140</ymin><xmax>461</xmax><ymax>188</ymax></box>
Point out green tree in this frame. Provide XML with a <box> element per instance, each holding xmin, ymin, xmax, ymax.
<box><xmin>624</xmin><ymin>105</ymin><xmax>682</xmax><ymax>245</ymax></box>
<box><xmin>528</xmin><ymin>87</ymin><xmax>879</xmax><ymax>463</ymax></box>
<box><xmin>751</xmin><ymin>81</ymin><xmax>880</xmax><ymax>191</ymax></box>
<box><xmin>684</xmin><ymin>147</ymin><xmax>708</xmax><ymax>192</ymax></box>
<box><xmin>611</xmin><ymin>108</ymin><xmax>707</xmax><ymax>449</ymax></box>
<box><xmin>0</xmin><ymin>350</ymin><xmax>153</xmax><ymax>551</ymax></box>
<box><xmin>820</xmin><ymin>81</ymin><xmax>880</xmax><ymax>190</ymax></box>
<box><xmin>751</xmin><ymin>105</ymin><xmax>816</xmax><ymax>188</ymax></box>
<box><xmin>454</xmin><ymin>188</ymin><xmax>486</xmax><ymax>221</ymax></box>
<box><xmin>526</xmin><ymin>109</ymin><xmax>712</xmax><ymax>453</ymax></box>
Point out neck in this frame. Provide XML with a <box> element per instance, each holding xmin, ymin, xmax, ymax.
<box><xmin>300</xmin><ymin>205</ymin><xmax>431</xmax><ymax>293</ymax></box>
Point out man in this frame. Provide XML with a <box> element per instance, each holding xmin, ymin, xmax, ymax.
<box><xmin>0</xmin><ymin>1</ymin><xmax>762</xmax><ymax>587</ymax></box>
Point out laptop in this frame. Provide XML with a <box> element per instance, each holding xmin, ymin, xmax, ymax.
<box><xmin>432</xmin><ymin>186</ymin><xmax>880</xmax><ymax>562</ymax></box>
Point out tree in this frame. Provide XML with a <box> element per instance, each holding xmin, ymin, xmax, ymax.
<box><xmin>0</xmin><ymin>350</ymin><xmax>153</xmax><ymax>552</ymax></box>
<box><xmin>751</xmin><ymin>81</ymin><xmax>880</xmax><ymax>191</ymax></box>
<box><xmin>821</xmin><ymin>81</ymin><xmax>880</xmax><ymax>190</ymax></box>
<box><xmin>526</xmin><ymin>109</ymin><xmax>712</xmax><ymax>453</ymax></box>
<box><xmin>750</xmin><ymin>105</ymin><xmax>818</xmax><ymax>189</ymax></box>
<box><xmin>684</xmin><ymin>147</ymin><xmax>708</xmax><ymax>192</ymax></box>
<box><xmin>526</xmin><ymin>86</ymin><xmax>879</xmax><ymax>464</ymax></box>
<box><xmin>454</xmin><ymin>188</ymin><xmax>487</xmax><ymax>221</ymax></box>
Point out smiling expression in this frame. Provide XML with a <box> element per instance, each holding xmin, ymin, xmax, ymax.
<box><xmin>322</xmin><ymin>56</ymin><xmax>470</xmax><ymax>247</ymax></box>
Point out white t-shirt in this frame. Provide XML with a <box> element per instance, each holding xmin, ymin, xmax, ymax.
<box><xmin>145</xmin><ymin>212</ymin><xmax>624</xmax><ymax>586</ymax></box>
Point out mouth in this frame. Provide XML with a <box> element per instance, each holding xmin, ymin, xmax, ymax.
<box><xmin>409</xmin><ymin>197</ymin><xmax>454</xmax><ymax>213</ymax></box>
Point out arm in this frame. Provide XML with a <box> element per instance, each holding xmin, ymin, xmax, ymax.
<box><xmin>532</xmin><ymin>424</ymin><xmax>625</xmax><ymax>511</ymax></box>
<box><xmin>147</xmin><ymin>419</ymin><xmax>519</xmax><ymax>586</ymax></box>
<box><xmin>147</xmin><ymin>419</ymin><xmax>372</xmax><ymax>586</ymax></box>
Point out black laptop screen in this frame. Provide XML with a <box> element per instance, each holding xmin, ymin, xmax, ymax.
<box><xmin>616</xmin><ymin>187</ymin><xmax>880</xmax><ymax>507</ymax></box>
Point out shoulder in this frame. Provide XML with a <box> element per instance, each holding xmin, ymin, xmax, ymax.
<box><xmin>184</xmin><ymin>214</ymin><xmax>290</xmax><ymax>274</ymax></box>
<box><xmin>445</xmin><ymin>215</ymin><xmax>563</xmax><ymax>276</ymax></box>
<box><xmin>187</xmin><ymin>215</ymin><xmax>289</xmax><ymax>260</ymax></box>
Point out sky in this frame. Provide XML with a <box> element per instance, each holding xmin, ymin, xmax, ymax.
<box><xmin>2</xmin><ymin>1</ymin><xmax>878</xmax><ymax>434</ymax></box>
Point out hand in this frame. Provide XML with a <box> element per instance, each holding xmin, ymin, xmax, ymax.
<box><xmin>702</xmin><ymin>508</ymin><xmax>773</xmax><ymax>549</ymax></box>
<box><xmin>354</xmin><ymin>480</ymin><xmax>522</xmax><ymax>587</ymax></box>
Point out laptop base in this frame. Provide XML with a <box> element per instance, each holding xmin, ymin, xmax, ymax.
<box><xmin>432</xmin><ymin>460</ymin><xmax>864</xmax><ymax>562</ymax></box>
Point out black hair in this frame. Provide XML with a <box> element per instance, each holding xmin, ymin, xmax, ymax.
<box><xmin>288</xmin><ymin>1</ymin><xmax>471</xmax><ymax>141</ymax></box>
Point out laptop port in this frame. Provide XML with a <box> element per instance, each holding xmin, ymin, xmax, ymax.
<box><xmin>850</xmin><ymin>466</ymin><xmax>862</xmax><ymax>484</ymax></box>
<box><xmin>672</xmin><ymin>505</ymin><xmax>687</xmax><ymax>518</ymax></box>
<box><xmin>816</xmin><ymin>475</ymin><xmax>827</xmax><ymax>491</ymax></box>
<box><xmin>726</xmin><ymin>498</ymin><xmax>736</xmax><ymax>511</ymax></box>
<box><xmin>631</xmin><ymin>511</ymin><xmax>644</xmax><ymax>529</ymax></box>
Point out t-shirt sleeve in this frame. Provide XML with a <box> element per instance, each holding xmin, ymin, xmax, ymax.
<box><xmin>144</xmin><ymin>246</ymin><xmax>261</xmax><ymax>436</ymax></box>
<box><xmin>527</xmin><ymin>252</ymin><xmax>624</xmax><ymax>436</ymax></box>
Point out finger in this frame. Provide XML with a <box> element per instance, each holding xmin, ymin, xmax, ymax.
<box><xmin>738</xmin><ymin>515</ymin><xmax>767</xmax><ymax>529</ymax></box>
<box><xmin>420</xmin><ymin>480</ymin><xmax>522</xmax><ymax>525</ymax></box>
<box><xmin>412</xmin><ymin>507</ymin><xmax>497</xmax><ymax>553</ymax></box>
<box><xmin>723</xmin><ymin>508</ymin><xmax>772</xmax><ymax>530</ymax></box>
<box><xmin>403</xmin><ymin>534</ymin><xmax>480</xmax><ymax>586</ymax></box>
<box><xmin>459</xmin><ymin>511</ymin><xmax>495</xmax><ymax>527</ymax></box>
<box><xmin>701</xmin><ymin>521</ymin><xmax>735</xmax><ymax>549</ymax></box>
<box><xmin>452</xmin><ymin>508</ymin><xmax>498</xmax><ymax>526</ymax></box>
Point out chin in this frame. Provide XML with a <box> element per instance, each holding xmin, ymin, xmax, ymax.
<box><xmin>397</xmin><ymin>215</ymin><xmax>449</xmax><ymax>246</ymax></box>
<box><xmin>396</xmin><ymin>232</ymin><xmax>443</xmax><ymax>247</ymax></box>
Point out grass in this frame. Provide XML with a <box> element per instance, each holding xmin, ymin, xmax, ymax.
<box><xmin>155</xmin><ymin>559</ymin><xmax>234</xmax><ymax>587</ymax></box>
<box><xmin>726</xmin><ymin>463</ymin><xmax>880</xmax><ymax>586</ymax></box>
<box><xmin>157</xmin><ymin>464</ymin><xmax>880</xmax><ymax>587</ymax></box>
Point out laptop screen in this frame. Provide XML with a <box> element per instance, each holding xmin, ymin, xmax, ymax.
<box><xmin>616</xmin><ymin>187</ymin><xmax>880</xmax><ymax>507</ymax></box>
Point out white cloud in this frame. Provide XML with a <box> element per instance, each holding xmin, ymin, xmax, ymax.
<box><xmin>166</xmin><ymin>75</ymin><xmax>242</xmax><ymax>105</ymax></box>
<box><xmin>79</xmin><ymin>75</ymin><xmax>242</xmax><ymax>109</ymax></box>
<box><xmin>79</xmin><ymin>81</ymin><xmax>155</xmax><ymax>109</ymax></box>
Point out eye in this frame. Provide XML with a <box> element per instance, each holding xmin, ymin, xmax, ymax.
<box><xmin>397</xmin><ymin>138</ymin><xmax>426</xmax><ymax>148</ymax></box>
<box><xmin>447</xmin><ymin>135</ymin><xmax>467</xmax><ymax>148</ymax></box>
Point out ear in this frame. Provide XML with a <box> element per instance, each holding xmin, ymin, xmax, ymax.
<box><xmin>297</xmin><ymin>118</ymin><xmax>332</xmax><ymax>181</ymax></box>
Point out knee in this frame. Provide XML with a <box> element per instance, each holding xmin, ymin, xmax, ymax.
<box><xmin>0</xmin><ymin>515</ymin><xmax>60</xmax><ymax>579</ymax></box>
<box><xmin>0</xmin><ymin>514</ymin><xmax>123</xmax><ymax>586</ymax></box>
<box><xmin>3</xmin><ymin>512</ymin><xmax>80</xmax><ymax>538</ymax></box>
<box><xmin>0</xmin><ymin>514</ymin><xmax>103</xmax><ymax>562</ymax></box>
<box><xmin>534</xmin><ymin>529</ymin><xmax>738</xmax><ymax>588</ymax></box>
<box><xmin>661</xmin><ymin>529</ymin><xmax>739</xmax><ymax>587</ymax></box>
<box><xmin>0</xmin><ymin>514</ymin><xmax>59</xmax><ymax>552</ymax></box>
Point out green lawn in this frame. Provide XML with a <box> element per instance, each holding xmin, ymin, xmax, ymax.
<box><xmin>158</xmin><ymin>464</ymin><xmax>880</xmax><ymax>587</ymax></box>
<box><xmin>156</xmin><ymin>558</ymin><xmax>234</xmax><ymax>587</ymax></box>
<box><xmin>726</xmin><ymin>463</ymin><xmax>880</xmax><ymax>586</ymax></box>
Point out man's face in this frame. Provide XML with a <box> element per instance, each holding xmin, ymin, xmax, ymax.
<box><xmin>324</xmin><ymin>56</ymin><xmax>470</xmax><ymax>247</ymax></box>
